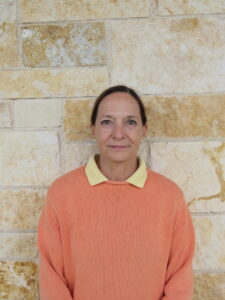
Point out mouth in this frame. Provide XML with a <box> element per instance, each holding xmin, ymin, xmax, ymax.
<box><xmin>108</xmin><ymin>145</ymin><xmax>129</xmax><ymax>149</ymax></box>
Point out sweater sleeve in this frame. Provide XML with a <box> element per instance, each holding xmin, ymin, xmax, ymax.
<box><xmin>37</xmin><ymin>189</ymin><xmax>73</xmax><ymax>300</ymax></box>
<box><xmin>161</xmin><ymin>193</ymin><xmax>196</xmax><ymax>300</ymax></box>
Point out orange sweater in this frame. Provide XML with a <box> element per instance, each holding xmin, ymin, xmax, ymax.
<box><xmin>38</xmin><ymin>165</ymin><xmax>195</xmax><ymax>300</ymax></box>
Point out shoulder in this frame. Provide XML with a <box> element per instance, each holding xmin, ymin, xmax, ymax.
<box><xmin>146</xmin><ymin>169</ymin><xmax>185</xmax><ymax>207</ymax></box>
<box><xmin>53</xmin><ymin>165</ymin><xmax>86</xmax><ymax>186</ymax></box>
<box><xmin>148</xmin><ymin>169</ymin><xmax>183</xmax><ymax>193</ymax></box>
<box><xmin>47</xmin><ymin>165</ymin><xmax>88</xmax><ymax>201</ymax></box>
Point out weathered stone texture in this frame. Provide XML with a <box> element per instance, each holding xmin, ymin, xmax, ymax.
<box><xmin>193</xmin><ymin>215</ymin><xmax>225</xmax><ymax>270</ymax></box>
<box><xmin>158</xmin><ymin>0</ymin><xmax>225</xmax><ymax>16</ymax></box>
<box><xmin>0</xmin><ymin>233</ymin><xmax>37</xmax><ymax>259</ymax></box>
<box><xmin>150</xmin><ymin>142</ymin><xmax>225</xmax><ymax>212</ymax></box>
<box><xmin>0</xmin><ymin>189</ymin><xmax>46</xmax><ymax>230</ymax></box>
<box><xmin>22</xmin><ymin>23</ymin><xmax>106</xmax><ymax>67</ymax></box>
<box><xmin>193</xmin><ymin>273</ymin><xmax>225</xmax><ymax>300</ymax></box>
<box><xmin>111</xmin><ymin>17</ymin><xmax>225</xmax><ymax>93</ymax></box>
<box><xmin>63</xmin><ymin>142</ymin><xmax>98</xmax><ymax>173</ymax></box>
<box><xmin>14</xmin><ymin>100</ymin><xmax>61</xmax><ymax>128</ymax></box>
<box><xmin>0</xmin><ymin>68</ymin><xmax>108</xmax><ymax>98</ymax></box>
<box><xmin>64</xmin><ymin>99</ymin><xmax>94</xmax><ymax>141</ymax></box>
<box><xmin>143</xmin><ymin>94</ymin><xmax>225</xmax><ymax>137</ymax></box>
<box><xmin>0</xmin><ymin>131</ymin><xmax>60</xmax><ymax>186</ymax></box>
<box><xmin>0</xmin><ymin>261</ymin><xmax>38</xmax><ymax>300</ymax></box>
<box><xmin>21</xmin><ymin>0</ymin><xmax>150</xmax><ymax>22</ymax></box>
<box><xmin>0</xmin><ymin>101</ymin><xmax>11</xmax><ymax>127</ymax></box>
<box><xmin>0</xmin><ymin>0</ymin><xmax>18</xmax><ymax>68</ymax></box>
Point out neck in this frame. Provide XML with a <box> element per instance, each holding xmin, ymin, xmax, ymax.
<box><xmin>96</xmin><ymin>155</ymin><xmax>139</xmax><ymax>181</ymax></box>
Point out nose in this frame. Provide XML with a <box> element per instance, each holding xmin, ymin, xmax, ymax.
<box><xmin>112</xmin><ymin>123</ymin><xmax>125</xmax><ymax>140</ymax></box>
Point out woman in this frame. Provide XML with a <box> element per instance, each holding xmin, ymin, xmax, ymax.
<box><xmin>38</xmin><ymin>85</ymin><xmax>195</xmax><ymax>300</ymax></box>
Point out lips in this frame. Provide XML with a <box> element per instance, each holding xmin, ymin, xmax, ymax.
<box><xmin>108</xmin><ymin>145</ymin><xmax>129</xmax><ymax>149</ymax></box>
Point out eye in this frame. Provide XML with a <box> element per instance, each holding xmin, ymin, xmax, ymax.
<box><xmin>127</xmin><ymin>119</ymin><xmax>137</xmax><ymax>126</ymax></box>
<box><xmin>100</xmin><ymin>119</ymin><xmax>112</xmax><ymax>125</ymax></box>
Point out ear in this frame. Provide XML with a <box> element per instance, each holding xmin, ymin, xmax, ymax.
<box><xmin>142</xmin><ymin>124</ymin><xmax>148</xmax><ymax>138</ymax></box>
<box><xmin>90</xmin><ymin>124</ymin><xmax>96</xmax><ymax>137</ymax></box>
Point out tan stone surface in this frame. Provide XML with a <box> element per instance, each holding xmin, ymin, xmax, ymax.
<box><xmin>111</xmin><ymin>17</ymin><xmax>225</xmax><ymax>93</ymax></box>
<box><xmin>0</xmin><ymin>233</ymin><xmax>37</xmax><ymax>259</ymax></box>
<box><xmin>0</xmin><ymin>131</ymin><xmax>60</xmax><ymax>186</ymax></box>
<box><xmin>143</xmin><ymin>94</ymin><xmax>225</xmax><ymax>137</ymax></box>
<box><xmin>63</xmin><ymin>142</ymin><xmax>98</xmax><ymax>173</ymax></box>
<box><xmin>0</xmin><ymin>0</ymin><xmax>18</xmax><ymax>68</ymax></box>
<box><xmin>64</xmin><ymin>99</ymin><xmax>94</xmax><ymax>141</ymax></box>
<box><xmin>0</xmin><ymin>189</ymin><xmax>46</xmax><ymax>230</ymax></box>
<box><xmin>193</xmin><ymin>273</ymin><xmax>225</xmax><ymax>300</ymax></box>
<box><xmin>150</xmin><ymin>142</ymin><xmax>225</xmax><ymax>212</ymax></box>
<box><xmin>21</xmin><ymin>0</ymin><xmax>149</xmax><ymax>22</ymax></box>
<box><xmin>193</xmin><ymin>215</ymin><xmax>225</xmax><ymax>270</ymax></box>
<box><xmin>0</xmin><ymin>261</ymin><xmax>38</xmax><ymax>300</ymax></box>
<box><xmin>22</xmin><ymin>23</ymin><xmax>106</xmax><ymax>67</ymax></box>
<box><xmin>0</xmin><ymin>101</ymin><xmax>11</xmax><ymax>127</ymax></box>
<box><xmin>0</xmin><ymin>68</ymin><xmax>108</xmax><ymax>98</ymax></box>
<box><xmin>158</xmin><ymin>0</ymin><xmax>225</xmax><ymax>16</ymax></box>
<box><xmin>14</xmin><ymin>100</ymin><xmax>62</xmax><ymax>127</ymax></box>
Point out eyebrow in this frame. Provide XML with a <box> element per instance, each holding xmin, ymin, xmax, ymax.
<box><xmin>100</xmin><ymin>115</ymin><xmax>138</xmax><ymax>119</ymax></box>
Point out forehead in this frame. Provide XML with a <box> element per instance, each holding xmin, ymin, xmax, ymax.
<box><xmin>98</xmin><ymin>92</ymin><xmax>140</xmax><ymax>116</ymax></box>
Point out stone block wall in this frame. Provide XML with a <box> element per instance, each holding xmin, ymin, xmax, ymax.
<box><xmin>0</xmin><ymin>0</ymin><xmax>225</xmax><ymax>299</ymax></box>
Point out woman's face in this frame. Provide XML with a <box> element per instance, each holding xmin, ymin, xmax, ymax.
<box><xmin>91</xmin><ymin>92</ymin><xmax>147</xmax><ymax>164</ymax></box>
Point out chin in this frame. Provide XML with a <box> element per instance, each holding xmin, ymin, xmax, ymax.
<box><xmin>106</xmin><ymin>151</ymin><xmax>133</xmax><ymax>163</ymax></box>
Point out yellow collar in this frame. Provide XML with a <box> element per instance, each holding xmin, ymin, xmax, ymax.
<box><xmin>85</xmin><ymin>155</ymin><xmax>147</xmax><ymax>188</ymax></box>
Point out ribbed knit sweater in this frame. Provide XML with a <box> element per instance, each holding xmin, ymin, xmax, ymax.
<box><xmin>38</xmin><ymin>165</ymin><xmax>195</xmax><ymax>300</ymax></box>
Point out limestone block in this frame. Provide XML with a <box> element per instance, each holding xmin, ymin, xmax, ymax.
<box><xmin>14</xmin><ymin>100</ymin><xmax>61</xmax><ymax>127</ymax></box>
<box><xmin>0</xmin><ymin>68</ymin><xmax>108</xmax><ymax>98</ymax></box>
<box><xmin>0</xmin><ymin>131</ymin><xmax>60</xmax><ymax>186</ymax></box>
<box><xmin>158</xmin><ymin>0</ymin><xmax>225</xmax><ymax>16</ymax></box>
<box><xmin>21</xmin><ymin>0</ymin><xmax>150</xmax><ymax>22</ymax></box>
<box><xmin>0</xmin><ymin>261</ymin><xmax>38</xmax><ymax>300</ymax></box>
<box><xmin>111</xmin><ymin>17</ymin><xmax>225</xmax><ymax>93</ymax></box>
<box><xmin>0</xmin><ymin>189</ymin><xmax>46</xmax><ymax>230</ymax></box>
<box><xmin>150</xmin><ymin>142</ymin><xmax>225</xmax><ymax>212</ymax></box>
<box><xmin>0</xmin><ymin>101</ymin><xmax>11</xmax><ymax>127</ymax></box>
<box><xmin>143</xmin><ymin>94</ymin><xmax>225</xmax><ymax>137</ymax></box>
<box><xmin>0</xmin><ymin>233</ymin><xmax>37</xmax><ymax>259</ymax></box>
<box><xmin>63</xmin><ymin>142</ymin><xmax>98</xmax><ymax>174</ymax></box>
<box><xmin>64</xmin><ymin>99</ymin><xmax>94</xmax><ymax>141</ymax></box>
<box><xmin>193</xmin><ymin>215</ymin><xmax>225</xmax><ymax>270</ymax></box>
<box><xmin>193</xmin><ymin>273</ymin><xmax>225</xmax><ymax>300</ymax></box>
<box><xmin>0</xmin><ymin>0</ymin><xmax>18</xmax><ymax>68</ymax></box>
<box><xmin>22</xmin><ymin>23</ymin><xmax>106</xmax><ymax>67</ymax></box>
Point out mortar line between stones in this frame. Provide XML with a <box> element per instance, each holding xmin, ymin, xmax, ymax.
<box><xmin>0</xmin><ymin>65</ymin><xmax>107</xmax><ymax>72</ymax></box>
<box><xmin>11</xmin><ymin>100</ymin><xmax>15</xmax><ymax>129</ymax></box>
<box><xmin>0</xmin><ymin>230</ymin><xmax>37</xmax><ymax>234</ymax></box>
<box><xmin>149</xmin><ymin>0</ymin><xmax>158</xmax><ymax>17</ymax></box>
<box><xmin>194</xmin><ymin>270</ymin><xmax>225</xmax><ymax>274</ymax></box>
<box><xmin>0</xmin><ymin>96</ymin><xmax>97</xmax><ymax>101</ymax></box>
<box><xmin>19</xmin><ymin>12</ymin><xmax>225</xmax><ymax>26</ymax></box>
<box><xmin>0</xmin><ymin>257</ymin><xmax>39</xmax><ymax>262</ymax></box>
<box><xmin>0</xmin><ymin>186</ymin><xmax>49</xmax><ymax>190</ymax></box>
<box><xmin>16</xmin><ymin>0</ymin><xmax>23</xmax><ymax>67</ymax></box>
<box><xmin>0</xmin><ymin>127</ymin><xmax>61</xmax><ymax>132</ymax></box>
<box><xmin>191</xmin><ymin>212</ymin><xmax>225</xmax><ymax>216</ymax></box>
<box><xmin>147</xmin><ymin>137</ymin><xmax>225</xmax><ymax>142</ymax></box>
<box><xmin>107</xmin><ymin>20</ymin><xmax>112</xmax><ymax>86</ymax></box>
<box><xmin>56</xmin><ymin>123</ymin><xmax>65</xmax><ymax>176</ymax></box>
<box><xmin>156</xmin><ymin>12</ymin><xmax>225</xmax><ymax>19</ymax></box>
<box><xmin>0</xmin><ymin>91</ymin><xmax>225</xmax><ymax>100</ymax></box>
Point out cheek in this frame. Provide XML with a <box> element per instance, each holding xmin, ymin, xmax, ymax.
<box><xmin>95</xmin><ymin>128</ymin><xmax>111</xmax><ymax>141</ymax></box>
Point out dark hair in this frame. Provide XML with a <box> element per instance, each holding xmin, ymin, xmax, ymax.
<box><xmin>91</xmin><ymin>85</ymin><xmax>147</xmax><ymax>125</ymax></box>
